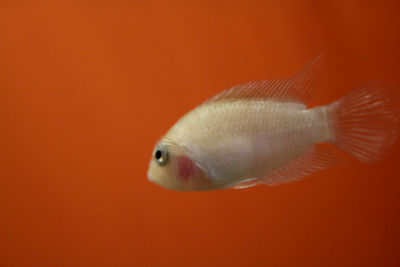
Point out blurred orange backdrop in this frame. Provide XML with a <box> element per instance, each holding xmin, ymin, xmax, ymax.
<box><xmin>1</xmin><ymin>1</ymin><xmax>400</xmax><ymax>266</ymax></box>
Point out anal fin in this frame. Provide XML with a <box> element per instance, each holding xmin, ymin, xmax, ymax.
<box><xmin>261</xmin><ymin>144</ymin><xmax>338</xmax><ymax>186</ymax></box>
<box><xmin>233</xmin><ymin>178</ymin><xmax>262</xmax><ymax>189</ymax></box>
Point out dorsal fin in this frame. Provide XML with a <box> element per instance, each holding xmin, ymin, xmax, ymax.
<box><xmin>206</xmin><ymin>55</ymin><xmax>322</xmax><ymax>105</ymax></box>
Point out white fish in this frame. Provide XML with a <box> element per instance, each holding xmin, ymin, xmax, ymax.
<box><xmin>147</xmin><ymin>57</ymin><xmax>399</xmax><ymax>191</ymax></box>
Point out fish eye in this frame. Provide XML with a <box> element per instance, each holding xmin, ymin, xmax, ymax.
<box><xmin>154</xmin><ymin>146</ymin><xmax>168</xmax><ymax>166</ymax></box>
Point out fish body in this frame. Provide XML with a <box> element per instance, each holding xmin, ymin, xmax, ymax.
<box><xmin>166</xmin><ymin>101</ymin><xmax>330</xmax><ymax>187</ymax></box>
<box><xmin>147</xmin><ymin>57</ymin><xmax>398</xmax><ymax>191</ymax></box>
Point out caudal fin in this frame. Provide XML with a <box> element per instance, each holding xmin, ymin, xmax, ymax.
<box><xmin>329</xmin><ymin>82</ymin><xmax>399</xmax><ymax>162</ymax></box>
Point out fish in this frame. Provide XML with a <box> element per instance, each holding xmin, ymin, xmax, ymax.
<box><xmin>147</xmin><ymin>56</ymin><xmax>399</xmax><ymax>191</ymax></box>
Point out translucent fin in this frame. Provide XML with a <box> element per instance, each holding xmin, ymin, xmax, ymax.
<box><xmin>206</xmin><ymin>54</ymin><xmax>322</xmax><ymax>105</ymax></box>
<box><xmin>260</xmin><ymin>144</ymin><xmax>338</xmax><ymax>186</ymax></box>
<box><xmin>328</xmin><ymin>82</ymin><xmax>399</xmax><ymax>162</ymax></box>
<box><xmin>232</xmin><ymin>178</ymin><xmax>262</xmax><ymax>189</ymax></box>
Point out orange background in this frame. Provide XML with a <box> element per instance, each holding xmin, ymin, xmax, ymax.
<box><xmin>1</xmin><ymin>1</ymin><xmax>400</xmax><ymax>266</ymax></box>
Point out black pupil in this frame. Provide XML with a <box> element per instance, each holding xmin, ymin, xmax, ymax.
<box><xmin>155</xmin><ymin>150</ymin><xmax>162</xmax><ymax>160</ymax></box>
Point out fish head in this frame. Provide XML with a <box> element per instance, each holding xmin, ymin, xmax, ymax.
<box><xmin>147</xmin><ymin>139</ymin><xmax>214</xmax><ymax>191</ymax></box>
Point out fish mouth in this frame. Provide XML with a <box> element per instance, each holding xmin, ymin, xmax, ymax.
<box><xmin>147</xmin><ymin>171</ymin><xmax>155</xmax><ymax>182</ymax></box>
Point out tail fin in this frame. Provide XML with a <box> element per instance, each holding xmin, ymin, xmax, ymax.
<box><xmin>328</xmin><ymin>82</ymin><xmax>399</xmax><ymax>162</ymax></box>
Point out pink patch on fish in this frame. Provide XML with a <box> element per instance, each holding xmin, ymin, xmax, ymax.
<box><xmin>177</xmin><ymin>155</ymin><xmax>196</xmax><ymax>180</ymax></box>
